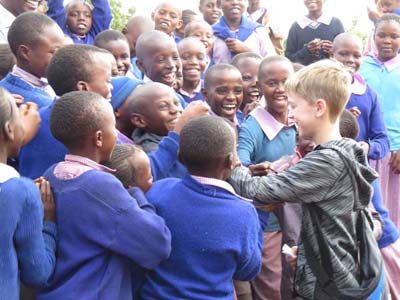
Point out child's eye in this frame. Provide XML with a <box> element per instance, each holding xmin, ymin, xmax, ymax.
<box><xmin>234</xmin><ymin>88</ymin><xmax>243</xmax><ymax>94</ymax></box>
<box><xmin>197</xmin><ymin>54</ymin><xmax>205</xmax><ymax>60</ymax></box>
<box><xmin>216</xmin><ymin>88</ymin><xmax>227</xmax><ymax>94</ymax></box>
<box><xmin>266</xmin><ymin>81</ymin><xmax>278</xmax><ymax>88</ymax></box>
<box><xmin>391</xmin><ymin>34</ymin><xmax>400</xmax><ymax>39</ymax></box>
<box><xmin>84</xmin><ymin>13</ymin><xmax>91</xmax><ymax>18</ymax></box>
<box><xmin>242</xmin><ymin>75</ymin><xmax>252</xmax><ymax>81</ymax></box>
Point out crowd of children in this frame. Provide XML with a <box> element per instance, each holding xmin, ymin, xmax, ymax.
<box><xmin>0</xmin><ymin>0</ymin><xmax>400</xmax><ymax>299</ymax></box>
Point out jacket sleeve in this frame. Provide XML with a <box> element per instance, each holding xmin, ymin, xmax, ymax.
<box><xmin>46</xmin><ymin>0</ymin><xmax>66</xmax><ymax>30</ymax></box>
<box><xmin>14</xmin><ymin>178</ymin><xmax>57</xmax><ymax>288</ymax></box>
<box><xmin>229</xmin><ymin>149</ymin><xmax>344</xmax><ymax>204</ymax></box>
<box><xmin>90</xmin><ymin>0</ymin><xmax>112</xmax><ymax>35</ymax></box>
<box><xmin>367</xmin><ymin>91</ymin><xmax>390</xmax><ymax>160</ymax></box>
<box><xmin>148</xmin><ymin>131</ymin><xmax>180</xmax><ymax>181</ymax></box>
<box><xmin>237</xmin><ymin>121</ymin><xmax>257</xmax><ymax>167</ymax></box>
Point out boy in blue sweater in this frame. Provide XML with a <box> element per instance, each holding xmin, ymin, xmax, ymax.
<box><xmin>0</xmin><ymin>12</ymin><xmax>64</xmax><ymax>108</ymax></box>
<box><xmin>46</xmin><ymin>0</ymin><xmax>112</xmax><ymax>45</ymax></box>
<box><xmin>141</xmin><ymin>115</ymin><xmax>262</xmax><ymax>300</ymax></box>
<box><xmin>36</xmin><ymin>91</ymin><xmax>171</xmax><ymax>300</ymax></box>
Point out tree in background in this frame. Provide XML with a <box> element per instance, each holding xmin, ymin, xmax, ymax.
<box><xmin>110</xmin><ymin>0</ymin><xmax>136</xmax><ymax>31</ymax></box>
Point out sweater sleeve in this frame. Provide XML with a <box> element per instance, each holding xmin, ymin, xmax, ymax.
<box><xmin>237</xmin><ymin>121</ymin><xmax>257</xmax><ymax>166</ymax></box>
<box><xmin>97</xmin><ymin>175</ymin><xmax>171</xmax><ymax>269</ymax></box>
<box><xmin>14</xmin><ymin>178</ymin><xmax>57</xmax><ymax>288</ymax></box>
<box><xmin>90</xmin><ymin>0</ymin><xmax>112</xmax><ymax>35</ymax></box>
<box><xmin>229</xmin><ymin>149</ymin><xmax>344</xmax><ymax>204</ymax></box>
<box><xmin>46</xmin><ymin>0</ymin><xmax>66</xmax><ymax>30</ymax></box>
<box><xmin>367</xmin><ymin>90</ymin><xmax>390</xmax><ymax>160</ymax></box>
<box><xmin>148</xmin><ymin>131</ymin><xmax>180</xmax><ymax>181</ymax></box>
<box><xmin>285</xmin><ymin>23</ymin><xmax>313</xmax><ymax>65</ymax></box>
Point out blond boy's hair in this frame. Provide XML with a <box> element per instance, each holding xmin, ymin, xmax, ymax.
<box><xmin>285</xmin><ymin>60</ymin><xmax>351</xmax><ymax>122</ymax></box>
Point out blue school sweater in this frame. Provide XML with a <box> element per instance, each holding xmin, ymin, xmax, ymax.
<box><xmin>46</xmin><ymin>0</ymin><xmax>112</xmax><ymax>45</ymax></box>
<box><xmin>238</xmin><ymin>115</ymin><xmax>296</xmax><ymax>231</ymax></box>
<box><xmin>371</xmin><ymin>179</ymin><xmax>400</xmax><ymax>249</ymax></box>
<box><xmin>141</xmin><ymin>175</ymin><xmax>263</xmax><ymax>300</ymax></box>
<box><xmin>37</xmin><ymin>167</ymin><xmax>171</xmax><ymax>300</ymax></box>
<box><xmin>285</xmin><ymin>17</ymin><xmax>344</xmax><ymax>65</ymax></box>
<box><xmin>177</xmin><ymin>80</ymin><xmax>205</xmax><ymax>103</ymax></box>
<box><xmin>0</xmin><ymin>177</ymin><xmax>57</xmax><ymax>300</ymax></box>
<box><xmin>130</xmin><ymin>57</ymin><xmax>144</xmax><ymax>80</ymax></box>
<box><xmin>346</xmin><ymin>85</ymin><xmax>390</xmax><ymax>160</ymax></box>
<box><xmin>0</xmin><ymin>73</ymin><xmax>52</xmax><ymax>108</ymax></box>
<box><xmin>359</xmin><ymin>56</ymin><xmax>400</xmax><ymax>151</ymax></box>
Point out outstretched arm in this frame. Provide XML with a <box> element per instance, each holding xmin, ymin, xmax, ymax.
<box><xmin>91</xmin><ymin>0</ymin><xmax>112</xmax><ymax>35</ymax></box>
<box><xmin>46</xmin><ymin>0</ymin><xmax>67</xmax><ymax>31</ymax></box>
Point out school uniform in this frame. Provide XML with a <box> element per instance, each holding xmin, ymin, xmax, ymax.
<box><xmin>130</xmin><ymin>57</ymin><xmax>144</xmax><ymax>80</ymax></box>
<box><xmin>230</xmin><ymin>138</ymin><xmax>386</xmax><ymax>300</ymax></box>
<box><xmin>140</xmin><ymin>175</ymin><xmax>262</xmax><ymax>300</ymax></box>
<box><xmin>36</xmin><ymin>155</ymin><xmax>171</xmax><ymax>300</ymax></box>
<box><xmin>0</xmin><ymin>66</ymin><xmax>54</xmax><ymax>108</ymax></box>
<box><xmin>212</xmin><ymin>16</ymin><xmax>276</xmax><ymax>64</ymax></box>
<box><xmin>237</xmin><ymin>106</ymin><xmax>296</xmax><ymax>300</ymax></box>
<box><xmin>359</xmin><ymin>54</ymin><xmax>400</xmax><ymax>227</ymax></box>
<box><xmin>0</xmin><ymin>164</ymin><xmax>57</xmax><ymax>300</ymax></box>
<box><xmin>178</xmin><ymin>80</ymin><xmax>205</xmax><ymax>103</ymax></box>
<box><xmin>285</xmin><ymin>13</ymin><xmax>344</xmax><ymax>65</ymax></box>
<box><xmin>346</xmin><ymin>74</ymin><xmax>390</xmax><ymax>160</ymax></box>
<box><xmin>47</xmin><ymin>0</ymin><xmax>112</xmax><ymax>45</ymax></box>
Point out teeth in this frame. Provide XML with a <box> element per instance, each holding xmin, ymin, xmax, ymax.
<box><xmin>222</xmin><ymin>104</ymin><xmax>236</xmax><ymax>110</ymax></box>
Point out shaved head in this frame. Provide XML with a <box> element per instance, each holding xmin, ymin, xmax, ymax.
<box><xmin>135</xmin><ymin>30</ymin><xmax>176</xmax><ymax>61</ymax></box>
<box><xmin>332</xmin><ymin>33</ymin><xmax>363</xmax><ymax>52</ymax></box>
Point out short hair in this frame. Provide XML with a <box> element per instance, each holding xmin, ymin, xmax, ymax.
<box><xmin>177</xmin><ymin>37</ymin><xmax>206</xmax><ymax>53</ymax></box>
<box><xmin>47</xmin><ymin>44</ymin><xmax>110</xmax><ymax>96</ymax></box>
<box><xmin>135</xmin><ymin>30</ymin><xmax>175</xmax><ymax>61</ymax></box>
<box><xmin>339</xmin><ymin>109</ymin><xmax>360</xmax><ymax>139</ymax></box>
<box><xmin>231</xmin><ymin>52</ymin><xmax>262</xmax><ymax>67</ymax></box>
<box><xmin>179</xmin><ymin>115</ymin><xmax>235</xmax><ymax>171</ymax></box>
<box><xmin>65</xmin><ymin>0</ymin><xmax>93</xmax><ymax>13</ymax></box>
<box><xmin>258</xmin><ymin>55</ymin><xmax>293</xmax><ymax>80</ymax></box>
<box><xmin>204</xmin><ymin>63</ymin><xmax>241</xmax><ymax>89</ymax></box>
<box><xmin>375</xmin><ymin>13</ymin><xmax>400</xmax><ymax>30</ymax></box>
<box><xmin>50</xmin><ymin>91</ymin><xmax>110</xmax><ymax>149</ymax></box>
<box><xmin>103</xmin><ymin>144</ymin><xmax>143</xmax><ymax>188</ymax></box>
<box><xmin>184</xmin><ymin>20</ymin><xmax>212</xmax><ymax>37</ymax></box>
<box><xmin>94</xmin><ymin>29</ymin><xmax>129</xmax><ymax>49</ymax></box>
<box><xmin>0</xmin><ymin>44</ymin><xmax>15</xmax><ymax>79</ymax></box>
<box><xmin>182</xmin><ymin>9</ymin><xmax>198</xmax><ymax>26</ymax></box>
<box><xmin>154</xmin><ymin>1</ymin><xmax>182</xmax><ymax>16</ymax></box>
<box><xmin>7</xmin><ymin>12</ymin><xmax>57</xmax><ymax>55</ymax></box>
<box><xmin>292</xmin><ymin>62</ymin><xmax>305</xmax><ymax>72</ymax></box>
<box><xmin>0</xmin><ymin>88</ymin><xmax>15</xmax><ymax>131</ymax></box>
<box><xmin>285</xmin><ymin>60</ymin><xmax>352</xmax><ymax>122</ymax></box>
<box><xmin>332</xmin><ymin>33</ymin><xmax>363</xmax><ymax>52</ymax></box>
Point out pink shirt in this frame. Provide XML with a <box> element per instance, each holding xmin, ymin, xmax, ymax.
<box><xmin>12</xmin><ymin>65</ymin><xmax>56</xmax><ymax>98</ymax></box>
<box><xmin>54</xmin><ymin>154</ymin><xmax>115</xmax><ymax>180</ymax></box>
<box><xmin>212</xmin><ymin>26</ymin><xmax>276</xmax><ymax>64</ymax></box>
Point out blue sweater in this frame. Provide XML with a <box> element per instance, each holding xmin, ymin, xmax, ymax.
<box><xmin>238</xmin><ymin>115</ymin><xmax>296</xmax><ymax>231</ymax></box>
<box><xmin>0</xmin><ymin>73</ymin><xmax>53</xmax><ymax>108</ymax></box>
<box><xmin>37</xmin><ymin>168</ymin><xmax>171</xmax><ymax>300</ymax></box>
<box><xmin>177</xmin><ymin>80</ymin><xmax>205</xmax><ymax>103</ymax></box>
<box><xmin>0</xmin><ymin>177</ymin><xmax>57</xmax><ymax>300</ymax></box>
<box><xmin>46</xmin><ymin>0</ymin><xmax>112</xmax><ymax>45</ymax></box>
<box><xmin>141</xmin><ymin>175</ymin><xmax>262</xmax><ymax>300</ymax></box>
<box><xmin>359</xmin><ymin>56</ymin><xmax>400</xmax><ymax>151</ymax></box>
<box><xmin>371</xmin><ymin>179</ymin><xmax>400</xmax><ymax>249</ymax></box>
<box><xmin>346</xmin><ymin>84</ymin><xmax>390</xmax><ymax>160</ymax></box>
<box><xmin>285</xmin><ymin>17</ymin><xmax>344</xmax><ymax>65</ymax></box>
<box><xmin>19</xmin><ymin>98</ymin><xmax>185</xmax><ymax>181</ymax></box>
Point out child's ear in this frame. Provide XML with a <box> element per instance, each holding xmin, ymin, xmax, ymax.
<box><xmin>18</xmin><ymin>45</ymin><xmax>30</xmax><ymax>62</ymax></box>
<box><xmin>2</xmin><ymin>121</ymin><xmax>15</xmax><ymax>142</ymax></box>
<box><xmin>122</xmin><ymin>26</ymin><xmax>128</xmax><ymax>34</ymax></box>
<box><xmin>315</xmin><ymin>98</ymin><xmax>327</xmax><ymax>118</ymax></box>
<box><xmin>224</xmin><ymin>152</ymin><xmax>235</xmax><ymax>170</ymax></box>
<box><xmin>176</xmin><ymin>19</ymin><xmax>183</xmax><ymax>30</ymax></box>
<box><xmin>151</xmin><ymin>12</ymin><xmax>155</xmax><ymax>21</ymax></box>
<box><xmin>76</xmin><ymin>81</ymin><xmax>89</xmax><ymax>92</ymax></box>
<box><xmin>136</xmin><ymin>59</ymin><xmax>146</xmax><ymax>74</ymax></box>
<box><xmin>201</xmin><ymin>87</ymin><xmax>208</xmax><ymax>99</ymax></box>
<box><xmin>94</xmin><ymin>130</ymin><xmax>103</xmax><ymax>148</ymax></box>
<box><xmin>131</xmin><ymin>113</ymin><xmax>147</xmax><ymax>128</ymax></box>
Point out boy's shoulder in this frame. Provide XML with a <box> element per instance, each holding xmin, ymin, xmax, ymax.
<box><xmin>0</xmin><ymin>176</ymin><xmax>40</xmax><ymax>206</ymax></box>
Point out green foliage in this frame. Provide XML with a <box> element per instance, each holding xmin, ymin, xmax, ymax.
<box><xmin>109</xmin><ymin>0</ymin><xmax>136</xmax><ymax>31</ymax></box>
<box><xmin>346</xmin><ymin>16</ymin><xmax>369</xmax><ymax>48</ymax></box>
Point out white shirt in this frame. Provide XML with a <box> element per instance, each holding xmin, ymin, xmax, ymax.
<box><xmin>0</xmin><ymin>4</ymin><xmax>16</xmax><ymax>43</ymax></box>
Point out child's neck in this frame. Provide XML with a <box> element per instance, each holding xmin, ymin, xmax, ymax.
<box><xmin>16</xmin><ymin>62</ymin><xmax>41</xmax><ymax>79</ymax></box>
<box><xmin>266</xmin><ymin>107</ymin><xmax>288</xmax><ymax>125</ymax></box>
<box><xmin>189</xmin><ymin>169</ymin><xmax>228</xmax><ymax>181</ymax></box>
<box><xmin>225</xmin><ymin>16</ymin><xmax>242</xmax><ymax>31</ymax></box>
<box><xmin>182</xmin><ymin>79</ymin><xmax>200</xmax><ymax>94</ymax></box>
<box><xmin>68</xmin><ymin>149</ymin><xmax>101</xmax><ymax>164</ymax></box>
<box><xmin>377</xmin><ymin>54</ymin><xmax>397</xmax><ymax>63</ymax></box>
<box><xmin>313</xmin><ymin>121</ymin><xmax>342</xmax><ymax>145</ymax></box>
<box><xmin>116</xmin><ymin>121</ymin><xmax>133</xmax><ymax>139</ymax></box>
<box><xmin>0</xmin><ymin>145</ymin><xmax>8</xmax><ymax>165</ymax></box>
<box><xmin>307</xmin><ymin>10</ymin><xmax>322</xmax><ymax>20</ymax></box>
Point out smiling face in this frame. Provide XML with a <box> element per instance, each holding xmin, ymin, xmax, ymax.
<box><xmin>178</xmin><ymin>39</ymin><xmax>207</xmax><ymax>85</ymax></box>
<box><xmin>332</xmin><ymin>37</ymin><xmax>362</xmax><ymax>76</ymax></box>
<box><xmin>8</xmin><ymin>0</ymin><xmax>42</xmax><ymax>15</ymax></box>
<box><xmin>235</xmin><ymin>57</ymin><xmax>261</xmax><ymax>111</ymax></box>
<box><xmin>380</xmin><ymin>0</ymin><xmax>398</xmax><ymax>13</ymax></box>
<box><xmin>187</xmin><ymin>23</ymin><xmax>214</xmax><ymax>54</ymax></box>
<box><xmin>221</xmin><ymin>0</ymin><xmax>245</xmax><ymax>21</ymax></box>
<box><xmin>199</xmin><ymin>0</ymin><xmax>222</xmax><ymax>25</ymax></box>
<box><xmin>102</xmin><ymin>39</ymin><xmax>131</xmax><ymax>76</ymax></box>
<box><xmin>303</xmin><ymin>0</ymin><xmax>324</xmax><ymax>14</ymax></box>
<box><xmin>153</xmin><ymin>3</ymin><xmax>182</xmax><ymax>36</ymax></box>
<box><xmin>85</xmin><ymin>53</ymin><xmax>113</xmax><ymax>101</ymax></box>
<box><xmin>66</xmin><ymin>2</ymin><xmax>93</xmax><ymax>36</ymax></box>
<box><xmin>288</xmin><ymin>93</ymin><xmax>317</xmax><ymax>141</ymax></box>
<box><xmin>203</xmin><ymin>68</ymin><xmax>243</xmax><ymax>122</ymax></box>
<box><xmin>138</xmin><ymin>40</ymin><xmax>181</xmax><ymax>87</ymax></box>
<box><xmin>259</xmin><ymin>61</ymin><xmax>293</xmax><ymax>119</ymax></box>
<box><xmin>374</xmin><ymin>20</ymin><xmax>400</xmax><ymax>62</ymax></box>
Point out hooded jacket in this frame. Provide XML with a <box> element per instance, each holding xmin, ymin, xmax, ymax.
<box><xmin>229</xmin><ymin>138</ymin><xmax>384</xmax><ymax>299</ymax></box>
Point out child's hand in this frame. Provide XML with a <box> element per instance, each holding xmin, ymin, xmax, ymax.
<box><xmin>390</xmin><ymin>151</ymin><xmax>400</xmax><ymax>174</ymax></box>
<box><xmin>35</xmin><ymin>177</ymin><xmax>56</xmax><ymax>222</ymax></box>
<box><xmin>283</xmin><ymin>245</ymin><xmax>298</xmax><ymax>270</ymax></box>
<box><xmin>367</xmin><ymin>6</ymin><xmax>381</xmax><ymax>23</ymax></box>
<box><xmin>249</xmin><ymin>162</ymin><xmax>273</xmax><ymax>176</ymax></box>
<box><xmin>19</xmin><ymin>102</ymin><xmax>41</xmax><ymax>146</ymax></box>
<box><xmin>174</xmin><ymin>101</ymin><xmax>209</xmax><ymax>134</ymax></box>
<box><xmin>12</xmin><ymin>94</ymin><xmax>24</xmax><ymax>106</ymax></box>
<box><xmin>321</xmin><ymin>40</ymin><xmax>333</xmax><ymax>56</ymax></box>
<box><xmin>225</xmin><ymin>38</ymin><xmax>251</xmax><ymax>54</ymax></box>
<box><xmin>358</xmin><ymin>141</ymin><xmax>370</xmax><ymax>155</ymax></box>
<box><xmin>307</xmin><ymin>39</ymin><xmax>321</xmax><ymax>55</ymax></box>
<box><xmin>349</xmin><ymin>106</ymin><xmax>361</xmax><ymax>118</ymax></box>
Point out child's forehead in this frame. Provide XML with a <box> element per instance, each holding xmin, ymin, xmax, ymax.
<box><xmin>376</xmin><ymin>19</ymin><xmax>400</xmax><ymax>31</ymax></box>
<box><xmin>190</xmin><ymin>24</ymin><xmax>213</xmax><ymax>34</ymax></box>
<box><xmin>236</xmin><ymin>57</ymin><xmax>261</xmax><ymax>70</ymax></box>
<box><xmin>178</xmin><ymin>41</ymin><xmax>206</xmax><ymax>54</ymax></box>
<box><xmin>67</xmin><ymin>1</ymin><xmax>92</xmax><ymax>12</ymax></box>
<box><xmin>260</xmin><ymin>61</ymin><xmax>292</xmax><ymax>78</ymax></box>
<box><xmin>146</xmin><ymin>43</ymin><xmax>178</xmax><ymax>57</ymax></box>
<box><xmin>155</xmin><ymin>3</ymin><xmax>181</xmax><ymax>15</ymax></box>
<box><xmin>210</xmin><ymin>72</ymin><xmax>242</xmax><ymax>86</ymax></box>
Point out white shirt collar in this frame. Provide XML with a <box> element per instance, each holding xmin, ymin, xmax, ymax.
<box><xmin>0</xmin><ymin>163</ymin><xmax>20</xmax><ymax>183</ymax></box>
<box><xmin>297</xmin><ymin>13</ymin><xmax>332</xmax><ymax>29</ymax></box>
